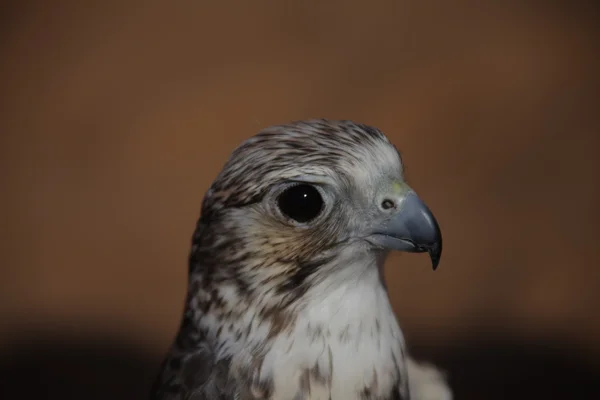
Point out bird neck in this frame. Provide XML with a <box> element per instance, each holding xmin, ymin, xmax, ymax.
<box><xmin>188</xmin><ymin>256</ymin><xmax>408</xmax><ymax>399</ymax></box>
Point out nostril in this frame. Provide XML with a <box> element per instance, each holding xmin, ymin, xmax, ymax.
<box><xmin>381</xmin><ymin>199</ymin><xmax>395</xmax><ymax>210</ymax></box>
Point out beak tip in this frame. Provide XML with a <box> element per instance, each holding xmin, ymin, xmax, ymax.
<box><xmin>428</xmin><ymin>244</ymin><xmax>442</xmax><ymax>271</ymax></box>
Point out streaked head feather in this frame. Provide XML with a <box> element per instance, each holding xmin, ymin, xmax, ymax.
<box><xmin>160</xmin><ymin>119</ymin><xmax>410</xmax><ymax>400</ymax></box>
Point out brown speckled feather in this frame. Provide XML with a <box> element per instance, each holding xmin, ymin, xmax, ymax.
<box><xmin>151</xmin><ymin>120</ymin><xmax>420</xmax><ymax>400</ymax></box>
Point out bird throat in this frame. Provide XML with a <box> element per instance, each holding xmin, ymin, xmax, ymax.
<box><xmin>196</xmin><ymin>263</ymin><xmax>409</xmax><ymax>400</ymax></box>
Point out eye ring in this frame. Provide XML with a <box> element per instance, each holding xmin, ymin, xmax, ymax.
<box><xmin>276</xmin><ymin>183</ymin><xmax>325</xmax><ymax>224</ymax></box>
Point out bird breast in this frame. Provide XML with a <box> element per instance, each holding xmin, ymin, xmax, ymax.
<box><xmin>235</xmin><ymin>266</ymin><xmax>408</xmax><ymax>400</ymax></box>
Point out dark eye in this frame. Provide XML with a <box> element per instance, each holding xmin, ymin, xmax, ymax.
<box><xmin>277</xmin><ymin>184</ymin><xmax>324</xmax><ymax>223</ymax></box>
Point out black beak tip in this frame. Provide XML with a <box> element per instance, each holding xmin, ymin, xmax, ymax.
<box><xmin>431</xmin><ymin>256</ymin><xmax>440</xmax><ymax>271</ymax></box>
<box><xmin>428</xmin><ymin>243</ymin><xmax>442</xmax><ymax>271</ymax></box>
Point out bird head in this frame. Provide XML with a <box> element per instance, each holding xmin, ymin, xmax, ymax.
<box><xmin>158</xmin><ymin>120</ymin><xmax>445</xmax><ymax>400</ymax></box>
<box><xmin>190</xmin><ymin>119</ymin><xmax>441</xmax><ymax>312</ymax></box>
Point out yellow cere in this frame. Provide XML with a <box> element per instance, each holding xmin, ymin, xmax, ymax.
<box><xmin>392</xmin><ymin>182</ymin><xmax>408</xmax><ymax>195</ymax></box>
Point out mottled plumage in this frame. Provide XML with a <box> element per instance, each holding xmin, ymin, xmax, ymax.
<box><xmin>151</xmin><ymin>120</ymin><xmax>451</xmax><ymax>400</ymax></box>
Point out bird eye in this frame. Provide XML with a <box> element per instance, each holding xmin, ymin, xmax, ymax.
<box><xmin>277</xmin><ymin>184</ymin><xmax>324</xmax><ymax>223</ymax></box>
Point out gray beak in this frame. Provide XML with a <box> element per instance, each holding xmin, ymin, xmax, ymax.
<box><xmin>370</xmin><ymin>192</ymin><xmax>442</xmax><ymax>270</ymax></box>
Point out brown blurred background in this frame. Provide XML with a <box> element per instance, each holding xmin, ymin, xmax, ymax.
<box><xmin>1</xmin><ymin>1</ymin><xmax>599</xmax><ymax>399</ymax></box>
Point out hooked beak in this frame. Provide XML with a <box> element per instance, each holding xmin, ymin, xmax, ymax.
<box><xmin>369</xmin><ymin>192</ymin><xmax>442</xmax><ymax>270</ymax></box>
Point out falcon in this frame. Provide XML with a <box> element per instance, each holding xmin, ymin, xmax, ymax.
<box><xmin>151</xmin><ymin>119</ymin><xmax>452</xmax><ymax>400</ymax></box>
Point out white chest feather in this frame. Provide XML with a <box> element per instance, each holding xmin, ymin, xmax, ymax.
<box><xmin>255</xmin><ymin>269</ymin><xmax>406</xmax><ymax>399</ymax></box>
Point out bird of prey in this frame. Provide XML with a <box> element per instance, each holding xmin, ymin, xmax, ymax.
<box><xmin>151</xmin><ymin>119</ymin><xmax>452</xmax><ymax>400</ymax></box>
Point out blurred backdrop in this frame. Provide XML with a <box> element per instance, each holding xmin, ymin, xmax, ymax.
<box><xmin>1</xmin><ymin>1</ymin><xmax>599</xmax><ymax>399</ymax></box>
